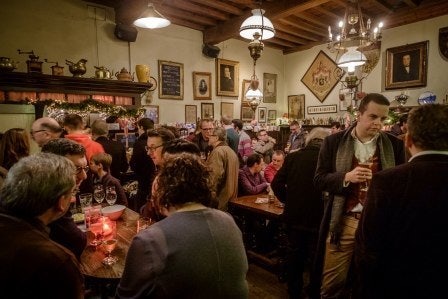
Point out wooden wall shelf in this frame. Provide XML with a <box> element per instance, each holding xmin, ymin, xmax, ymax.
<box><xmin>0</xmin><ymin>72</ymin><xmax>152</xmax><ymax>97</ymax></box>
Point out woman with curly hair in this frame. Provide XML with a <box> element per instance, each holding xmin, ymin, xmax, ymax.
<box><xmin>0</xmin><ymin>128</ymin><xmax>30</xmax><ymax>170</ymax></box>
<box><xmin>117</xmin><ymin>152</ymin><xmax>248</xmax><ymax>299</ymax></box>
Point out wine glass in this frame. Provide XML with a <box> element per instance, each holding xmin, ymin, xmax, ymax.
<box><xmin>79</xmin><ymin>193</ymin><xmax>93</xmax><ymax>210</ymax></box>
<box><xmin>102</xmin><ymin>220</ymin><xmax>117</xmax><ymax>265</ymax></box>
<box><xmin>105</xmin><ymin>186</ymin><xmax>117</xmax><ymax>206</ymax></box>
<box><xmin>93</xmin><ymin>184</ymin><xmax>105</xmax><ymax>205</ymax></box>
<box><xmin>89</xmin><ymin>218</ymin><xmax>104</xmax><ymax>246</ymax></box>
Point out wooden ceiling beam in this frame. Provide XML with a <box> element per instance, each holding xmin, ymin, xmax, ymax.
<box><xmin>295</xmin><ymin>11</ymin><xmax>333</xmax><ymax>28</ymax></box>
<box><xmin>189</xmin><ymin>0</ymin><xmax>244</xmax><ymax>16</ymax></box>
<box><xmin>156</xmin><ymin>6</ymin><xmax>217</xmax><ymax>26</ymax></box>
<box><xmin>270</xmin><ymin>0</ymin><xmax>332</xmax><ymax>20</ymax></box>
<box><xmin>401</xmin><ymin>0</ymin><xmax>418</xmax><ymax>9</ymax></box>
<box><xmin>265</xmin><ymin>37</ymin><xmax>298</xmax><ymax>48</ymax></box>
<box><xmin>368</xmin><ymin>0</ymin><xmax>394</xmax><ymax>14</ymax></box>
<box><xmin>279</xmin><ymin>15</ymin><xmax>328</xmax><ymax>37</ymax></box>
<box><xmin>313</xmin><ymin>6</ymin><xmax>342</xmax><ymax>21</ymax></box>
<box><xmin>277</xmin><ymin>19</ymin><xmax>322</xmax><ymax>41</ymax></box>
<box><xmin>273</xmin><ymin>30</ymin><xmax>308</xmax><ymax>45</ymax></box>
<box><xmin>152</xmin><ymin>0</ymin><xmax>229</xmax><ymax>21</ymax></box>
<box><xmin>161</xmin><ymin>15</ymin><xmax>206</xmax><ymax>31</ymax></box>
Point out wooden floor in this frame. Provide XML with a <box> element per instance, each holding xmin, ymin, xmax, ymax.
<box><xmin>247</xmin><ymin>263</ymin><xmax>288</xmax><ymax>299</ymax></box>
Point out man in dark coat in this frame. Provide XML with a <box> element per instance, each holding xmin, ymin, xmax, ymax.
<box><xmin>272</xmin><ymin>127</ymin><xmax>330</xmax><ymax>298</ymax></box>
<box><xmin>354</xmin><ymin>104</ymin><xmax>448</xmax><ymax>299</ymax></box>
<box><xmin>91</xmin><ymin>119</ymin><xmax>129</xmax><ymax>180</ymax></box>
<box><xmin>313</xmin><ymin>93</ymin><xmax>405</xmax><ymax>299</ymax></box>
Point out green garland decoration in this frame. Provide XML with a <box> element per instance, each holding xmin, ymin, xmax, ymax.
<box><xmin>26</xmin><ymin>98</ymin><xmax>145</xmax><ymax>118</ymax></box>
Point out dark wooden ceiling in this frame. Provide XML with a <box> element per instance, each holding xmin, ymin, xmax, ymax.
<box><xmin>84</xmin><ymin>0</ymin><xmax>448</xmax><ymax>54</ymax></box>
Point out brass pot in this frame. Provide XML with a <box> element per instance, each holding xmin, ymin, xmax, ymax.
<box><xmin>115</xmin><ymin>67</ymin><xmax>134</xmax><ymax>81</ymax></box>
<box><xmin>66</xmin><ymin>59</ymin><xmax>87</xmax><ymax>77</ymax></box>
<box><xmin>0</xmin><ymin>57</ymin><xmax>18</xmax><ymax>72</ymax></box>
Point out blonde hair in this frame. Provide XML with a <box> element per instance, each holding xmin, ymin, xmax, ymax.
<box><xmin>91</xmin><ymin>152</ymin><xmax>112</xmax><ymax>171</ymax></box>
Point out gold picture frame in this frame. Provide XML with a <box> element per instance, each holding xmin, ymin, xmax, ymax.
<box><xmin>385</xmin><ymin>41</ymin><xmax>428</xmax><ymax>90</ymax></box>
<box><xmin>268</xmin><ymin>109</ymin><xmax>277</xmax><ymax>121</ymax></box>
<box><xmin>241</xmin><ymin>79</ymin><xmax>251</xmax><ymax>102</ymax></box>
<box><xmin>221</xmin><ymin>102</ymin><xmax>234</xmax><ymax>119</ymax></box>
<box><xmin>193</xmin><ymin>72</ymin><xmax>211</xmax><ymax>100</ymax></box>
<box><xmin>263</xmin><ymin>73</ymin><xmax>277</xmax><ymax>103</ymax></box>
<box><xmin>287</xmin><ymin>95</ymin><xmax>305</xmax><ymax>120</ymax></box>
<box><xmin>241</xmin><ymin>103</ymin><xmax>254</xmax><ymax>122</ymax></box>
<box><xmin>258</xmin><ymin>107</ymin><xmax>267</xmax><ymax>123</ymax></box>
<box><xmin>185</xmin><ymin>105</ymin><xmax>197</xmax><ymax>124</ymax></box>
<box><xmin>158</xmin><ymin>60</ymin><xmax>184</xmax><ymax>100</ymax></box>
<box><xmin>201</xmin><ymin>103</ymin><xmax>214</xmax><ymax>119</ymax></box>
<box><xmin>216</xmin><ymin>58</ymin><xmax>239</xmax><ymax>97</ymax></box>
<box><xmin>301</xmin><ymin>51</ymin><xmax>342</xmax><ymax>103</ymax></box>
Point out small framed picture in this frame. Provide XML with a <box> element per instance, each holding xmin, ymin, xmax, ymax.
<box><xmin>216</xmin><ymin>58</ymin><xmax>239</xmax><ymax>97</ymax></box>
<box><xmin>193</xmin><ymin>72</ymin><xmax>211</xmax><ymax>100</ymax></box>
<box><xmin>385</xmin><ymin>40</ymin><xmax>428</xmax><ymax>90</ymax></box>
<box><xmin>263</xmin><ymin>73</ymin><xmax>277</xmax><ymax>103</ymax></box>
<box><xmin>201</xmin><ymin>103</ymin><xmax>214</xmax><ymax>119</ymax></box>
<box><xmin>307</xmin><ymin>104</ymin><xmax>338</xmax><ymax>114</ymax></box>
<box><xmin>144</xmin><ymin>105</ymin><xmax>159</xmax><ymax>124</ymax></box>
<box><xmin>268</xmin><ymin>110</ymin><xmax>277</xmax><ymax>121</ymax></box>
<box><xmin>258</xmin><ymin>107</ymin><xmax>267</xmax><ymax>123</ymax></box>
<box><xmin>241</xmin><ymin>103</ymin><xmax>254</xmax><ymax>122</ymax></box>
<box><xmin>287</xmin><ymin>95</ymin><xmax>305</xmax><ymax>120</ymax></box>
<box><xmin>185</xmin><ymin>105</ymin><xmax>197</xmax><ymax>124</ymax></box>
<box><xmin>221</xmin><ymin>102</ymin><xmax>234</xmax><ymax>119</ymax></box>
<box><xmin>241</xmin><ymin>79</ymin><xmax>251</xmax><ymax>102</ymax></box>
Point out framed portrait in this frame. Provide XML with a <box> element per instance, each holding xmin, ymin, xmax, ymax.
<box><xmin>158</xmin><ymin>60</ymin><xmax>183</xmax><ymax>100</ymax></box>
<box><xmin>307</xmin><ymin>104</ymin><xmax>337</xmax><ymax>114</ymax></box>
<box><xmin>193</xmin><ymin>72</ymin><xmax>211</xmax><ymax>100</ymax></box>
<box><xmin>268</xmin><ymin>109</ymin><xmax>277</xmax><ymax>121</ymax></box>
<box><xmin>185</xmin><ymin>105</ymin><xmax>197</xmax><ymax>124</ymax></box>
<box><xmin>258</xmin><ymin>107</ymin><xmax>267</xmax><ymax>123</ymax></box>
<box><xmin>144</xmin><ymin>105</ymin><xmax>159</xmax><ymax>124</ymax></box>
<box><xmin>440</xmin><ymin>27</ymin><xmax>448</xmax><ymax>60</ymax></box>
<box><xmin>201</xmin><ymin>103</ymin><xmax>214</xmax><ymax>119</ymax></box>
<box><xmin>301</xmin><ymin>50</ymin><xmax>343</xmax><ymax>103</ymax></box>
<box><xmin>241</xmin><ymin>103</ymin><xmax>254</xmax><ymax>122</ymax></box>
<box><xmin>216</xmin><ymin>58</ymin><xmax>239</xmax><ymax>97</ymax></box>
<box><xmin>221</xmin><ymin>102</ymin><xmax>234</xmax><ymax>118</ymax></box>
<box><xmin>241</xmin><ymin>79</ymin><xmax>251</xmax><ymax>101</ymax></box>
<box><xmin>287</xmin><ymin>95</ymin><xmax>305</xmax><ymax>120</ymax></box>
<box><xmin>385</xmin><ymin>41</ymin><xmax>428</xmax><ymax>90</ymax></box>
<box><xmin>263</xmin><ymin>73</ymin><xmax>277</xmax><ymax>103</ymax></box>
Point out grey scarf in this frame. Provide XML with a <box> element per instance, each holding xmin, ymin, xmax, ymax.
<box><xmin>329</xmin><ymin>128</ymin><xmax>396</xmax><ymax>245</ymax></box>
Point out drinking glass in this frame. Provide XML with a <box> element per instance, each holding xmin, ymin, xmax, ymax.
<box><xmin>137</xmin><ymin>217</ymin><xmax>152</xmax><ymax>233</ymax></box>
<box><xmin>101</xmin><ymin>220</ymin><xmax>117</xmax><ymax>265</ymax></box>
<box><xmin>79</xmin><ymin>193</ymin><xmax>93</xmax><ymax>210</ymax></box>
<box><xmin>106</xmin><ymin>186</ymin><xmax>117</xmax><ymax>206</ymax></box>
<box><xmin>93</xmin><ymin>184</ymin><xmax>105</xmax><ymax>205</ymax></box>
<box><xmin>358</xmin><ymin>157</ymin><xmax>373</xmax><ymax>192</ymax></box>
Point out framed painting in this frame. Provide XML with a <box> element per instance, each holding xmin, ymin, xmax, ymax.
<box><xmin>263</xmin><ymin>73</ymin><xmax>277</xmax><ymax>103</ymax></box>
<box><xmin>268</xmin><ymin>109</ymin><xmax>277</xmax><ymax>121</ymax></box>
<box><xmin>201</xmin><ymin>102</ymin><xmax>214</xmax><ymax>119</ymax></box>
<box><xmin>301</xmin><ymin>50</ymin><xmax>342</xmax><ymax>103</ymax></box>
<box><xmin>185</xmin><ymin>105</ymin><xmax>197</xmax><ymax>124</ymax></box>
<box><xmin>216</xmin><ymin>58</ymin><xmax>239</xmax><ymax>97</ymax></box>
<box><xmin>258</xmin><ymin>107</ymin><xmax>267</xmax><ymax>123</ymax></box>
<box><xmin>144</xmin><ymin>105</ymin><xmax>159</xmax><ymax>124</ymax></box>
<box><xmin>193</xmin><ymin>72</ymin><xmax>211</xmax><ymax>100</ymax></box>
<box><xmin>221</xmin><ymin>102</ymin><xmax>234</xmax><ymax>118</ymax></box>
<box><xmin>241</xmin><ymin>79</ymin><xmax>251</xmax><ymax>102</ymax></box>
<box><xmin>241</xmin><ymin>103</ymin><xmax>254</xmax><ymax>122</ymax></box>
<box><xmin>385</xmin><ymin>40</ymin><xmax>428</xmax><ymax>90</ymax></box>
<box><xmin>158</xmin><ymin>60</ymin><xmax>184</xmax><ymax>100</ymax></box>
<box><xmin>307</xmin><ymin>104</ymin><xmax>337</xmax><ymax>114</ymax></box>
<box><xmin>287</xmin><ymin>95</ymin><xmax>305</xmax><ymax>120</ymax></box>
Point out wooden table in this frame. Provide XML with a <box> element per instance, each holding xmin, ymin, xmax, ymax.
<box><xmin>80</xmin><ymin>208</ymin><xmax>139</xmax><ymax>292</ymax></box>
<box><xmin>229</xmin><ymin>194</ymin><xmax>286</xmax><ymax>281</ymax></box>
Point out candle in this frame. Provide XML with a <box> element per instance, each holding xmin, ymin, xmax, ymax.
<box><xmin>328</xmin><ymin>26</ymin><xmax>332</xmax><ymax>39</ymax></box>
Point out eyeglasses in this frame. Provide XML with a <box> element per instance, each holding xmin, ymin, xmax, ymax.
<box><xmin>201</xmin><ymin>128</ymin><xmax>213</xmax><ymax>131</ymax></box>
<box><xmin>76</xmin><ymin>166</ymin><xmax>89</xmax><ymax>174</ymax></box>
<box><xmin>145</xmin><ymin>144</ymin><xmax>163</xmax><ymax>153</ymax></box>
<box><xmin>30</xmin><ymin>129</ymin><xmax>47</xmax><ymax>135</ymax></box>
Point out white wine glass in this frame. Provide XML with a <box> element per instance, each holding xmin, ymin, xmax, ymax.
<box><xmin>93</xmin><ymin>184</ymin><xmax>105</xmax><ymax>205</ymax></box>
<box><xmin>106</xmin><ymin>186</ymin><xmax>117</xmax><ymax>206</ymax></box>
<box><xmin>102</xmin><ymin>220</ymin><xmax>117</xmax><ymax>265</ymax></box>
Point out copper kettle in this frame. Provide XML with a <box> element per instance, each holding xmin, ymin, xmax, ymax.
<box><xmin>115</xmin><ymin>68</ymin><xmax>134</xmax><ymax>81</ymax></box>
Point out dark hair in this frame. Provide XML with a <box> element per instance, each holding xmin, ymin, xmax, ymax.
<box><xmin>162</xmin><ymin>139</ymin><xmax>200</xmax><ymax>156</ymax></box>
<box><xmin>137</xmin><ymin>118</ymin><xmax>154</xmax><ymax>131</ymax></box>
<box><xmin>272</xmin><ymin>150</ymin><xmax>285</xmax><ymax>157</ymax></box>
<box><xmin>232</xmin><ymin>119</ymin><xmax>243</xmax><ymax>130</ymax></box>
<box><xmin>290</xmin><ymin>120</ymin><xmax>300</xmax><ymax>126</ymax></box>
<box><xmin>147</xmin><ymin>128</ymin><xmax>176</xmax><ymax>145</ymax></box>
<box><xmin>257</xmin><ymin>129</ymin><xmax>267</xmax><ymax>136</ymax></box>
<box><xmin>246</xmin><ymin>153</ymin><xmax>262</xmax><ymax>167</ymax></box>
<box><xmin>0</xmin><ymin>128</ymin><xmax>30</xmax><ymax>170</ymax></box>
<box><xmin>162</xmin><ymin>125</ymin><xmax>180</xmax><ymax>138</ymax></box>
<box><xmin>153</xmin><ymin>153</ymin><xmax>212</xmax><ymax>208</ymax></box>
<box><xmin>398</xmin><ymin>114</ymin><xmax>408</xmax><ymax>126</ymax></box>
<box><xmin>407</xmin><ymin>104</ymin><xmax>448</xmax><ymax>151</ymax></box>
<box><xmin>358</xmin><ymin>93</ymin><xmax>390</xmax><ymax>113</ymax></box>
<box><xmin>331</xmin><ymin>121</ymin><xmax>341</xmax><ymax>129</ymax></box>
<box><xmin>42</xmin><ymin>138</ymin><xmax>86</xmax><ymax>157</ymax></box>
<box><xmin>63</xmin><ymin>114</ymin><xmax>84</xmax><ymax>130</ymax></box>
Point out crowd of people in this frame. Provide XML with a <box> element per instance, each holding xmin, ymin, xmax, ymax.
<box><xmin>0</xmin><ymin>95</ymin><xmax>447</xmax><ymax>299</ymax></box>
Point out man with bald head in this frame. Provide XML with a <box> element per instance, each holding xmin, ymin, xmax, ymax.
<box><xmin>31</xmin><ymin>117</ymin><xmax>63</xmax><ymax>147</ymax></box>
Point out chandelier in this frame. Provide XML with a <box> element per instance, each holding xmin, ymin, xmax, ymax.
<box><xmin>245</xmin><ymin>32</ymin><xmax>264</xmax><ymax>112</ymax></box>
<box><xmin>328</xmin><ymin>0</ymin><xmax>383</xmax><ymax>87</ymax></box>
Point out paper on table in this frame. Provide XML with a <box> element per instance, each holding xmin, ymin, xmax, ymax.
<box><xmin>255</xmin><ymin>197</ymin><xmax>269</xmax><ymax>204</ymax></box>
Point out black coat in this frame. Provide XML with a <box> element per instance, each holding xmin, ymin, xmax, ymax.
<box><xmin>129</xmin><ymin>133</ymin><xmax>156</xmax><ymax>196</ymax></box>
<box><xmin>95</xmin><ymin>136</ymin><xmax>129</xmax><ymax>179</ymax></box>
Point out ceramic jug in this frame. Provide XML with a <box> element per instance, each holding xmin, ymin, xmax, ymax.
<box><xmin>135</xmin><ymin>64</ymin><xmax>150</xmax><ymax>83</ymax></box>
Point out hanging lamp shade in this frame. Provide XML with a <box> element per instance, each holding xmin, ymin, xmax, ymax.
<box><xmin>337</xmin><ymin>47</ymin><xmax>367</xmax><ymax>72</ymax></box>
<box><xmin>133</xmin><ymin>3</ymin><xmax>171</xmax><ymax>29</ymax></box>
<box><xmin>240</xmin><ymin>9</ymin><xmax>275</xmax><ymax>40</ymax></box>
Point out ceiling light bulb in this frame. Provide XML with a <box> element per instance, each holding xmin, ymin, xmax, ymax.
<box><xmin>133</xmin><ymin>3</ymin><xmax>171</xmax><ymax>29</ymax></box>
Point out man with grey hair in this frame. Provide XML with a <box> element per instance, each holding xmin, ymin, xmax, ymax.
<box><xmin>31</xmin><ymin>116</ymin><xmax>63</xmax><ymax>147</ymax></box>
<box><xmin>271</xmin><ymin>127</ymin><xmax>330</xmax><ymax>298</ymax></box>
<box><xmin>206</xmin><ymin>126</ymin><xmax>239</xmax><ymax>210</ymax></box>
<box><xmin>42</xmin><ymin>138</ymin><xmax>88</xmax><ymax>258</ymax></box>
<box><xmin>0</xmin><ymin>153</ymin><xmax>84</xmax><ymax>298</ymax></box>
